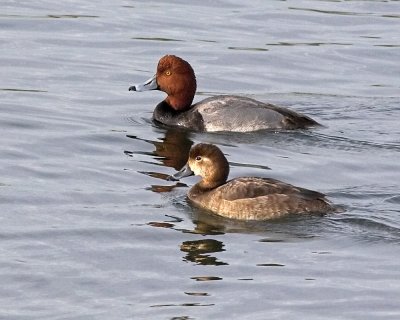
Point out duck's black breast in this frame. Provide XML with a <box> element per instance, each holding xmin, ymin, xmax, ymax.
<box><xmin>153</xmin><ymin>101</ymin><xmax>205</xmax><ymax>131</ymax></box>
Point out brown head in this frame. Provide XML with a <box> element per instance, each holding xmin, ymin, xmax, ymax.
<box><xmin>156</xmin><ymin>55</ymin><xmax>197</xmax><ymax>111</ymax></box>
<box><xmin>169</xmin><ymin>143</ymin><xmax>229</xmax><ymax>190</ymax></box>
<box><xmin>129</xmin><ymin>55</ymin><xmax>197</xmax><ymax>111</ymax></box>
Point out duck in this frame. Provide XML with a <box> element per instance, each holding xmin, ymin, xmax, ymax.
<box><xmin>168</xmin><ymin>143</ymin><xmax>335</xmax><ymax>220</ymax></box>
<box><xmin>129</xmin><ymin>55</ymin><xmax>319</xmax><ymax>132</ymax></box>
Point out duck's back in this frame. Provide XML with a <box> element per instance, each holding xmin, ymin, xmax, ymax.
<box><xmin>188</xmin><ymin>177</ymin><xmax>334</xmax><ymax>220</ymax></box>
<box><xmin>193</xmin><ymin>95</ymin><xmax>319</xmax><ymax>132</ymax></box>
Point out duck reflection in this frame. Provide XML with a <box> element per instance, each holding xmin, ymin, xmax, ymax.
<box><xmin>125</xmin><ymin>127</ymin><xmax>193</xmax><ymax>192</ymax></box>
<box><xmin>125</xmin><ymin>127</ymin><xmax>193</xmax><ymax>169</ymax></box>
<box><xmin>145</xmin><ymin>215</ymin><xmax>228</xmax><ymax>266</ymax></box>
<box><xmin>181</xmin><ymin>238</ymin><xmax>228</xmax><ymax>266</ymax></box>
<box><xmin>153</xmin><ymin>128</ymin><xmax>193</xmax><ymax>170</ymax></box>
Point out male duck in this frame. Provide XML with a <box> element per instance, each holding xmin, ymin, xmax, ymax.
<box><xmin>168</xmin><ymin>143</ymin><xmax>335</xmax><ymax>220</ymax></box>
<box><xmin>129</xmin><ymin>55</ymin><xmax>319</xmax><ymax>132</ymax></box>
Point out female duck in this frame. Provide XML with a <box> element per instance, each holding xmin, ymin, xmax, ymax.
<box><xmin>168</xmin><ymin>143</ymin><xmax>335</xmax><ymax>220</ymax></box>
<box><xmin>129</xmin><ymin>55</ymin><xmax>319</xmax><ymax>132</ymax></box>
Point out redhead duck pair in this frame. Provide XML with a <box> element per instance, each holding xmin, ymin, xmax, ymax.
<box><xmin>129</xmin><ymin>55</ymin><xmax>335</xmax><ymax>220</ymax></box>
<box><xmin>129</xmin><ymin>55</ymin><xmax>319</xmax><ymax>132</ymax></box>
<box><xmin>168</xmin><ymin>143</ymin><xmax>335</xmax><ymax>220</ymax></box>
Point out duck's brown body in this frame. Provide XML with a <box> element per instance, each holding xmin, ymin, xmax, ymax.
<box><xmin>169</xmin><ymin>143</ymin><xmax>336</xmax><ymax>220</ymax></box>
<box><xmin>188</xmin><ymin>177</ymin><xmax>333</xmax><ymax>220</ymax></box>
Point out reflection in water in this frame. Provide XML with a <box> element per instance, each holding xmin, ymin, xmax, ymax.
<box><xmin>126</xmin><ymin>127</ymin><xmax>193</xmax><ymax>170</ymax></box>
<box><xmin>153</xmin><ymin>128</ymin><xmax>193</xmax><ymax>170</ymax></box>
<box><xmin>150</xmin><ymin>302</ymin><xmax>214</xmax><ymax>308</ymax></box>
<box><xmin>0</xmin><ymin>88</ymin><xmax>47</xmax><ymax>92</ymax></box>
<box><xmin>47</xmin><ymin>14</ymin><xmax>98</xmax><ymax>19</ymax></box>
<box><xmin>256</xmin><ymin>263</ymin><xmax>285</xmax><ymax>267</ymax></box>
<box><xmin>190</xmin><ymin>276</ymin><xmax>222</xmax><ymax>282</ymax></box>
<box><xmin>132</xmin><ymin>37</ymin><xmax>184</xmax><ymax>42</ymax></box>
<box><xmin>147</xmin><ymin>214</ymin><xmax>183</xmax><ymax>230</ymax></box>
<box><xmin>146</xmin><ymin>216</ymin><xmax>228</xmax><ymax>265</ymax></box>
<box><xmin>147</xmin><ymin>221</ymin><xmax>175</xmax><ymax>229</ymax></box>
<box><xmin>181</xmin><ymin>239</ymin><xmax>227</xmax><ymax>266</ymax></box>
<box><xmin>184</xmin><ymin>292</ymin><xmax>209</xmax><ymax>296</ymax></box>
<box><xmin>125</xmin><ymin>127</ymin><xmax>193</xmax><ymax>192</ymax></box>
<box><xmin>228</xmin><ymin>46</ymin><xmax>268</xmax><ymax>51</ymax></box>
<box><xmin>146</xmin><ymin>182</ymin><xmax>187</xmax><ymax>193</ymax></box>
<box><xmin>0</xmin><ymin>14</ymin><xmax>98</xmax><ymax>19</ymax></box>
<box><xmin>258</xmin><ymin>238</ymin><xmax>284</xmax><ymax>243</ymax></box>
<box><xmin>140</xmin><ymin>171</ymin><xmax>188</xmax><ymax>193</ymax></box>
<box><xmin>266</xmin><ymin>41</ymin><xmax>349</xmax><ymax>46</ymax></box>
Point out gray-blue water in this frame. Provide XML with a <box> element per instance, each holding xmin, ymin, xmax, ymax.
<box><xmin>1</xmin><ymin>1</ymin><xmax>400</xmax><ymax>319</ymax></box>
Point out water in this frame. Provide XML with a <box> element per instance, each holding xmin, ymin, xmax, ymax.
<box><xmin>1</xmin><ymin>0</ymin><xmax>400</xmax><ymax>319</ymax></box>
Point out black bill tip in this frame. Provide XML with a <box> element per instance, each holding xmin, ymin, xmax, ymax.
<box><xmin>166</xmin><ymin>175</ymin><xmax>179</xmax><ymax>182</ymax></box>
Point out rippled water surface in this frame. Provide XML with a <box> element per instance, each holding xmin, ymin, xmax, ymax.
<box><xmin>1</xmin><ymin>0</ymin><xmax>400</xmax><ymax>319</ymax></box>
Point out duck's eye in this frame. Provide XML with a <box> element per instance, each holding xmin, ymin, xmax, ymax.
<box><xmin>195</xmin><ymin>156</ymin><xmax>202</xmax><ymax>161</ymax></box>
<box><xmin>165</xmin><ymin>70</ymin><xmax>171</xmax><ymax>76</ymax></box>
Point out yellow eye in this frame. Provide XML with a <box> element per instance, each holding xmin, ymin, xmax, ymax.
<box><xmin>165</xmin><ymin>70</ymin><xmax>171</xmax><ymax>76</ymax></box>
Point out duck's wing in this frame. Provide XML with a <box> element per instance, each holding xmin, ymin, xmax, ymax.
<box><xmin>194</xmin><ymin>95</ymin><xmax>318</xmax><ymax>131</ymax></box>
<box><xmin>220</xmin><ymin>177</ymin><xmax>326</xmax><ymax>202</ymax></box>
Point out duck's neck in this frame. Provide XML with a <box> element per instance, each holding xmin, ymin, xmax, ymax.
<box><xmin>165</xmin><ymin>74</ymin><xmax>196</xmax><ymax>111</ymax></box>
<box><xmin>189</xmin><ymin>180</ymin><xmax>224</xmax><ymax>200</ymax></box>
<box><xmin>165</xmin><ymin>93</ymin><xmax>194</xmax><ymax>111</ymax></box>
<box><xmin>198</xmin><ymin>179</ymin><xmax>225</xmax><ymax>191</ymax></box>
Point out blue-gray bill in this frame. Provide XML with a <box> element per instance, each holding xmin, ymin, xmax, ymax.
<box><xmin>167</xmin><ymin>163</ymin><xmax>194</xmax><ymax>181</ymax></box>
<box><xmin>129</xmin><ymin>74</ymin><xmax>158</xmax><ymax>91</ymax></box>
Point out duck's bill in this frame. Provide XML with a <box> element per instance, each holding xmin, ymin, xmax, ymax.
<box><xmin>167</xmin><ymin>163</ymin><xmax>194</xmax><ymax>181</ymax></box>
<box><xmin>129</xmin><ymin>74</ymin><xmax>158</xmax><ymax>91</ymax></box>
